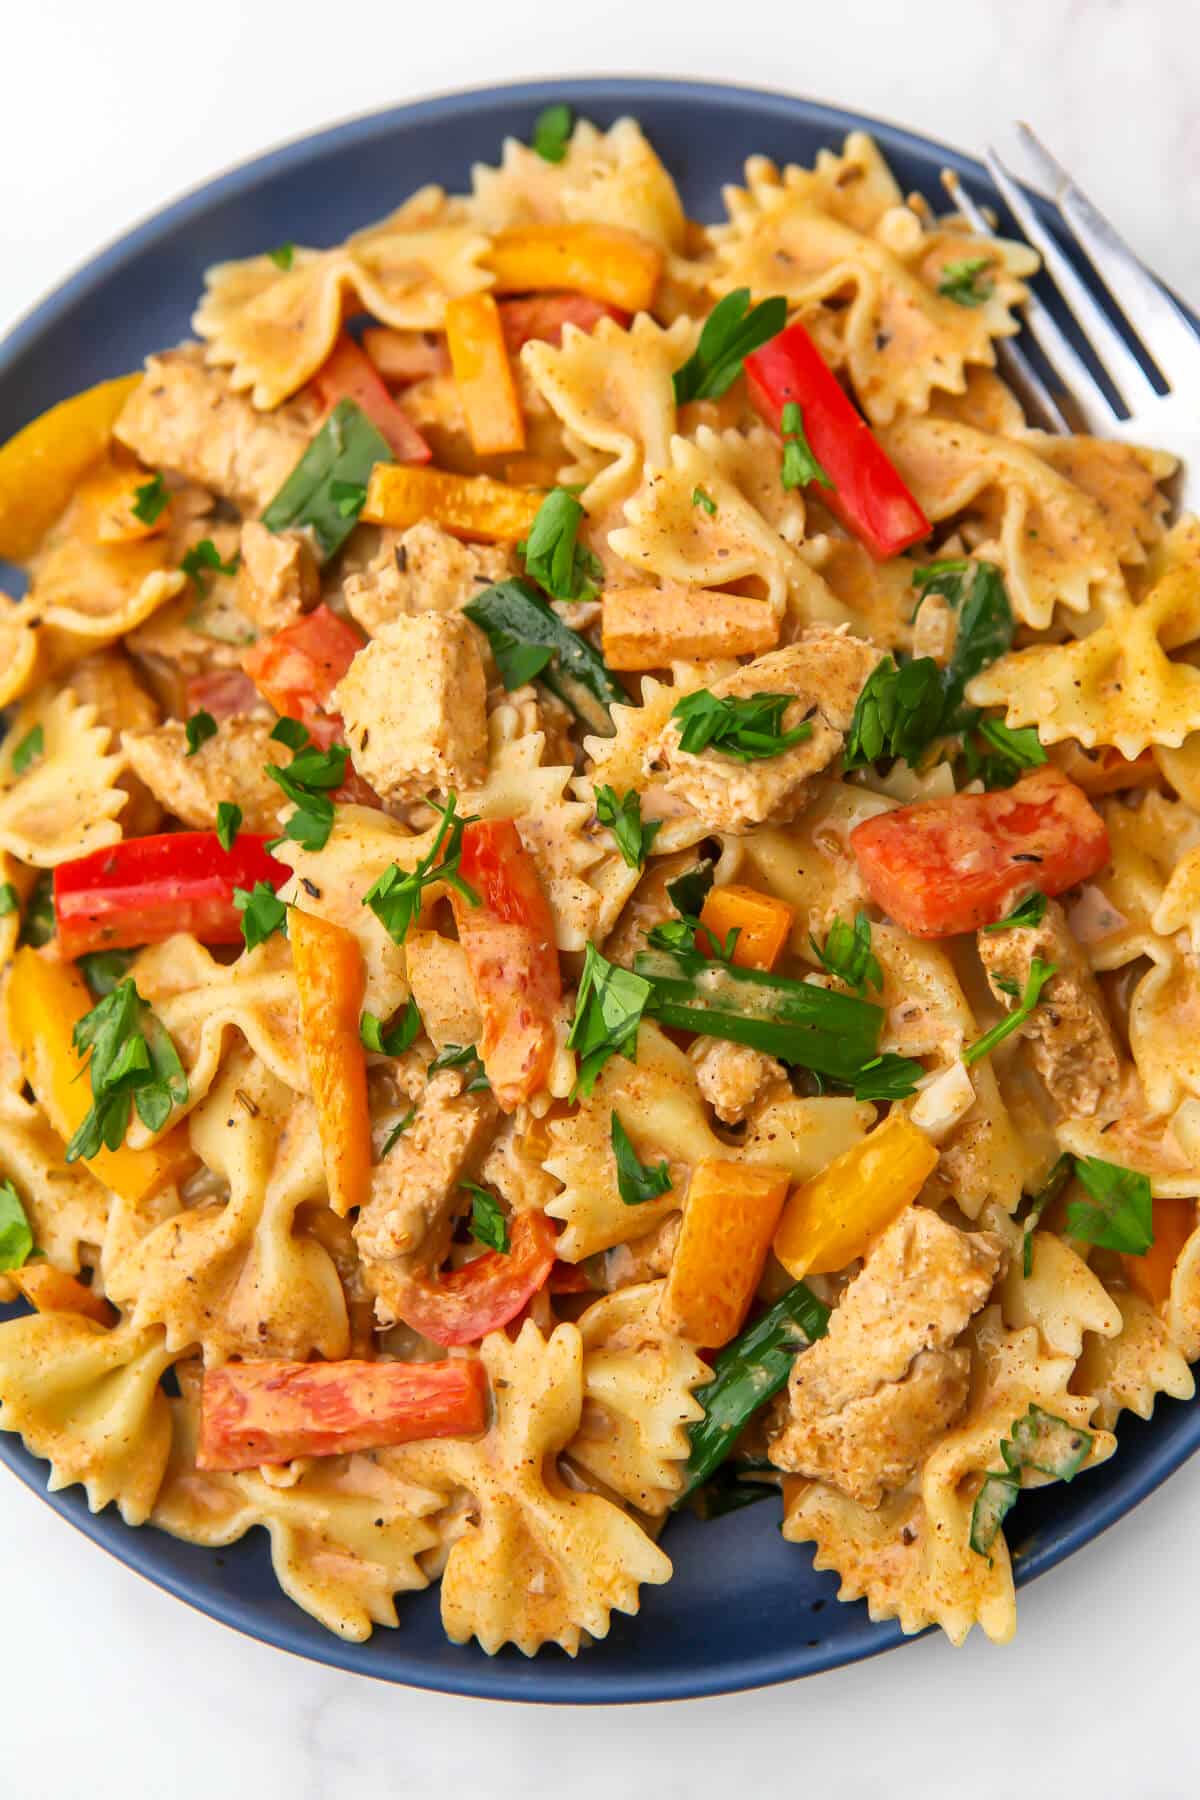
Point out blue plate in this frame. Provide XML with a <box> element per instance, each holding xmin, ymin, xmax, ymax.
<box><xmin>1</xmin><ymin>77</ymin><xmax>1196</xmax><ymax>1702</ymax></box>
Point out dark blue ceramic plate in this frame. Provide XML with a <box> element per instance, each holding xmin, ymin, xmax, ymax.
<box><xmin>1</xmin><ymin>77</ymin><xmax>1196</xmax><ymax>1703</ymax></box>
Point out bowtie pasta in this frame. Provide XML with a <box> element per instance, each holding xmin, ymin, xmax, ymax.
<box><xmin>0</xmin><ymin>107</ymin><xmax>1197</xmax><ymax>1662</ymax></box>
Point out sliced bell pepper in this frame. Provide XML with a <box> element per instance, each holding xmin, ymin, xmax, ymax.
<box><xmin>242</xmin><ymin>603</ymin><xmax>363</xmax><ymax>729</ymax></box>
<box><xmin>53</xmin><ymin>832</ymin><xmax>289</xmax><ymax>959</ymax></box>
<box><xmin>6</xmin><ymin>947</ymin><xmax>196</xmax><ymax>1202</ymax></box>
<box><xmin>745</xmin><ymin>318</ymin><xmax>930</xmax><ymax>560</ymax></box>
<box><xmin>484</xmin><ymin>224</ymin><xmax>663</xmax><ymax>314</ymax></box>
<box><xmin>0</xmin><ymin>372</ymin><xmax>141</xmax><ymax>562</ymax></box>
<box><xmin>498</xmin><ymin>294</ymin><xmax>630</xmax><ymax>352</ymax></box>
<box><xmin>849</xmin><ymin>766</ymin><xmax>1111</xmax><ymax>939</ymax></box>
<box><xmin>772</xmin><ymin>1112</ymin><xmax>938</xmax><ymax>1281</ymax></box>
<box><xmin>288</xmin><ymin>909</ymin><xmax>372</xmax><ymax>1219</ymax></box>
<box><xmin>660</xmin><ymin>1160</ymin><xmax>791</xmax><ymax>1346</ymax></box>
<box><xmin>444</xmin><ymin>293</ymin><xmax>526</xmax><ymax>457</ymax></box>
<box><xmin>388</xmin><ymin>1209</ymin><xmax>558</xmax><ymax>1347</ymax></box>
<box><xmin>698</xmin><ymin>883</ymin><xmax>795</xmax><ymax>971</ymax></box>
<box><xmin>197</xmin><ymin>1354</ymin><xmax>489</xmax><ymax>1470</ymax></box>
<box><xmin>361</xmin><ymin>464</ymin><xmax>544</xmax><ymax>543</ymax></box>
<box><xmin>309</xmin><ymin>332</ymin><xmax>431</xmax><ymax>464</ymax></box>
<box><xmin>601</xmin><ymin>584</ymin><xmax>779</xmax><ymax>671</ymax></box>
<box><xmin>450</xmin><ymin>819</ymin><xmax>561</xmax><ymax>1112</ymax></box>
<box><xmin>11</xmin><ymin>1262</ymin><xmax>116</xmax><ymax>1326</ymax></box>
<box><xmin>1122</xmin><ymin>1197</ymin><xmax>1196</xmax><ymax>1307</ymax></box>
<box><xmin>185</xmin><ymin>668</ymin><xmax>264</xmax><ymax>720</ymax></box>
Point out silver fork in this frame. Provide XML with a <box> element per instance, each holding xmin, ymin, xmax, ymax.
<box><xmin>941</xmin><ymin>122</ymin><xmax>1200</xmax><ymax>510</ymax></box>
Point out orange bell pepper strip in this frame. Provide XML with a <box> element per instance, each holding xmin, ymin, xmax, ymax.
<box><xmin>0</xmin><ymin>372</ymin><xmax>141</xmax><ymax>562</ymax></box>
<box><xmin>288</xmin><ymin>910</ymin><xmax>372</xmax><ymax>1218</ymax></box>
<box><xmin>484</xmin><ymin>224</ymin><xmax>663</xmax><ymax>314</ymax></box>
<box><xmin>698</xmin><ymin>884</ymin><xmax>795</xmax><ymax>971</ymax></box>
<box><xmin>6</xmin><ymin>947</ymin><xmax>196</xmax><ymax>1203</ymax></box>
<box><xmin>11</xmin><ymin>1263</ymin><xmax>116</xmax><ymax>1326</ymax></box>
<box><xmin>1122</xmin><ymin>1196</ymin><xmax>1196</xmax><ymax>1307</ymax></box>
<box><xmin>602</xmin><ymin>585</ymin><xmax>779</xmax><ymax>671</ymax></box>
<box><xmin>89</xmin><ymin>458</ymin><xmax>170</xmax><ymax>545</ymax></box>
<box><xmin>660</xmin><ymin>1160</ymin><xmax>790</xmax><ymax>1346</ymax></box>
<box><xmin>444</xmin><ymin>293</ymin><xmax>526</xmax><ymax>457</ymax></box>
<box><xmin>773</xmin><ymin>1112</ymin><xmax>938</xmax><ymax>1281</ymax></box>
<box><xmin>361</xmin><ymin>464</ymin><xmax>544</xmax><ymax>543</ymax></box>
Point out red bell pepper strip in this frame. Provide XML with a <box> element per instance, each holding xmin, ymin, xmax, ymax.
<box><xmin>450</xmin><ymin>819</ymin><xmax>562</xmax><ymax>1112</ymax></box>
<box><xmin>310</xmin><ymin>333</ymin><xmax>432</xmax><ymax>464</ymax></box>
<box><xmin>196</xmin><ymin>1355</ymin><xmax>489</xmax><ymax>1470</ymax></box>
<box><xmin>849</xmin><ymin>766</ymin><xmax>1110</xmax><ymax>938</ymax></box>
<box><xmin>744</xmin><ymin>318</ymin><xmax>930</xmax><ymax>560</ymax></box>
<box><xmin>387</xmin><ymin>1210</ymin><xmax>559</xmax><ymax>1348</ymax></box>
<box><xmin>242</xmin><ymin>603</ymin><xmax>363</xmax><ymax>728</ymax></box>
<box><xmin>498</xmin><ymin>295</ymin><xmax>629</xmax><ymax>353</ymax></box>
<box><xmin>54</xmin><ymin>832</ymin><xmax>289</xmax><ymax>958</ymax></box>
<box><xmin>185</xmin><ymin>668</ymin><xmax>264</xmax><ymax>720</ymax></box>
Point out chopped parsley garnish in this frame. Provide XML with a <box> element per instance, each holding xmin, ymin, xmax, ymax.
<box><xmin>427</xmin><ymin>1042</ymin><xmax>491</xmax><ymax>1092</ymax></box>
<box><xmin>1067</xmin><ymin>1155</ymin><xmax>1154</xmax><ymax>1256</ymax></box>
<box><xmin>531</xmin><ymin>102</ymin><xmax>573</xmax><ymax>164</ymax></box>
<box><xmin>780</xmin><ymin>401</ymin><xmax>832</xmax><ymax>491</ymax></box>
<box><xmin>464</xmin><ymin>1181</ymin><xmax>510</xmax><ymax>1253</ymax></box>
<box><xmin>518</xmin><ymin>488</ymin><xmax>603</xmax><ymax>603</ymax></box>
<box><xmin>363</xmin><ymin>793</ymin><xmax>478</xmax><ymax>947</ymax></box>
<box><xmin>809</xmin><ymin>911</ymin><xmax>882</xmax><ymax>997</ymax></box>
<box><xmin>65</xmin><ymin>978</ymin><xmax>189</xmax><ymax>1162</ymax></box>
<box><xmin>216</xmin><ymin>802</ymin><xmax>242</xmax><ymax>853</ymax></box>
<box><xmin>268</xmin><ymin>242</ymin><xmax>296</xmax><ymax>271</ymax></box>
<box><xmin>360</xmin><ymin>996</ymin><xmax>421</xmax><ymax>1058</ymax></box>
<box><xmin>330</xmin><ymin>479</ymin><xmax>368</xmax><ymax>520</ymax></box>
<box><xmin>983</xmin><ymin>891</ymin><xmax>1047</xmax><ymax>933</ymax></box>
<box><xmin>78</xmin><ymin>949</ymin><xmax>135</xmax><ymax>998</ymax></box>
<box><xmin>380</xmin><ymin>1108</ymin><xmax>416</xmax><ymax>1157</ymax></box>
<box><xmin>1020</xmin><ymin>1152</ymin><xmax>1073</xmax><ymax>1276</ymax></box>
<box><xmin>672</xmin><ymin>288</ymin><xmax>787</xmax><ymax>404</ymax></box>
<box><xmin>934</xmin><ymin>560</ymin><xmax>1015</xmax><ymax>728</ymax></box>
<box><xmin>910</xmin><ymin>557</ymin><xmax>971</xmax><ymax>611</ymax></box>
<box><xmin>185</xmin><ymin>711</ymin><xmax>217</xmax><ymax>757</ymax></box>
<box><xmin>963</xmin><ymin>956</ymin><xmax>1056</xmax><ymax>1066</ymax></box>
<box><xmin>265</xmin><ymin>740</ymin><xmax>348</xmax><ymax>853</ymax></box>
<box><xmin>234</xmin><ymin>882</ymin><xmax>288</xmax><ymax>952</ymax></box>
<box><xmin>131</xmin><ymin>472</ymin><xmax>169</xmax><ymax>526</ymax></box>
<box><xmin>666</xmin><ymin>859</ymin><xmax>715</xmax><ymax>923</ymax></box>
<box><xmin>11</xmin><ymin>724</ymin><xmax>44</xmax><ymax>776</ymax></box>
<box><xmin>567</xmin><ymin>943</ymin><xmax>651</xmax><ymax>1098</ymax></box>
<box><xmin>692</xmin><ymin>486</ymin><xmax>717</xmax><ymax>515</ymax></box>
<box><xmin>970</xmin><ymin>1403</ymin><xmax>1092</xmax><ymax>1559</ymax></box>
<box><xmin>0</xmin><ymin>1180</ymin><xmax>34</xmax><ymax>1271</ymax></box>
<box><xmin>850</xmin><ymin>1053</ymin><xmax>924</xmax><ymax>1101</ymax></box>
<box><xmin>181</xmin><ymin>538</ymin><xmax>240</xmax><ymax>588</ymax></box>
<box><xmin>269</xmin><ymin>717</ymin><xmax>310</xmax><ymax>751</ymax></box>
<box><xmin>843</xmin><ymin>656</ymin><xmax>945</xmax><ymax>768</ymax></box>
<box><xmin>594</xmin><ymin>783</ymin><xmax>661</xmax><ymax>870</ymax></box>
<box><xmin>0</xmin><ymin>882</ymin><xmax>17</xmax><ymax>917</ymax></box>
<box><xmin>671</xmin><ymin>689</ymin><xmax>813</xmax><ymax>762</ymax></box>
<box><xmin>938</xmin><ymin>257</ymin><xmax>995</xmax><ymax>308</ymax></box>
<box><xmin>964</xmin><ymin>716</ymin><xmax>1047</xmax><ymax>788</ymax></box>
<box><xmin>611</xmin><ymin>1112</ymin><xmax>672</xmax><ymax>1206</ymax></box>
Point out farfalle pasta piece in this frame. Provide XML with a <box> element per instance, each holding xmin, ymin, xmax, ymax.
<box><xmin>581</xmin><ymin>669</ymin><xmax>710</xmax><ymax>856</ymax></box>
<box><xmin>1000</xmin><ymin>1231</ymin><xmax>1121</xmax><ymax>1357</ymax></box>
<box><xmin>741</xmin><ymin>1091</ymin><xmax>877</xmax><ymax>1179</ymax></box>
<box><xmin>0</xmin><ymin>1037</ymin><xmax>109</xmax><ymax>1287</ymax></box>
<box><xmin>569</xmin><ymin>1281</ymin><xmax>712</xmax><ymax>1514</ymax></box>
<box><xmin>0</xmin><ymin>1312</ymin><xmax>174</xmax><ymax>1524</ymax></box>
<box><xmin>471</xmin><ymin>116</ymin><xmax>686</xmax><ymax>252</ymax></box>
<box><xmin>389</xmin><ymin>1321</ymin><xmax>671</xmax><ymax>1656</ymax></box>
<box><xmin>1029</xmin><ymin>434</ymin><xmax>1175</xmax><ymax>567</ymax></box>
<box><xmin>152</xmin><ymin>1391</ymin><xmax>443</xmax><ymax>1640</ymax></box>
<box><xmin>1075</xmin><ymin>1288</ymin><xmax>1195</xmax><ymax>1429</ymax></box>
<box><xmin>0</xmin><ymin>685</ymin><xmax>126</xmax><ymax>866</ymax></box>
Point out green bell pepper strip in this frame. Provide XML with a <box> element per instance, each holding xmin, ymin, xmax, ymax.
<box><xmin>261</xmin><ymin>399</ymin><xmax>393</xmax><ymax>561</ymax></box>
<box><xmin>464</xmin><ymin>579</ymin><xmax>626</xmax><ymax>736</ymax></box>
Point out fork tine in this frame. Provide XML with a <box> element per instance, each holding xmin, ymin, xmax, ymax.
<box><xmin>1015</xmin><ymin>122</ymin><xmax>1200</xmax><ymax>396</ymax></box>
<box><xmin>985</xmin><ymin>147</ymin><xmax>1159</xmax><ymax>418</ymax></box>
<box><xmin>940</xmin><ymin>169</ymin><xmax>1072</xmax><ymax>433</ymax></box>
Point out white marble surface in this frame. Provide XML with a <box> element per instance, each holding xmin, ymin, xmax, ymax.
<box><xmin>2</xmin><ymin>2</ymin><xmax>1199</xmax><ymax>1794</ymax></box>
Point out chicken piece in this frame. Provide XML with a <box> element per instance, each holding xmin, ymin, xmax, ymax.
<box><xmin>604</xmin><ymin>1214</ymin><xmax>681</xmax><ymax>1289</ymax></box>
<box><xmin>691</xmin><ymin>1038</ymin><xmax>787</xmax><ymax>1125</ymax></box>
<box><xmin>121</xmin><ymin>717</ymin><xmax>284</xmax><ymax>834</ymax></box>
<box><xmin>330</xmin><ymin>613</ymin><xmax>488</xmax><ymax>804</ymax></box>
<box><xmin>342</xmin><ymin>519</ymin><xmax>512</xmax><ymax>636</ymax></box>
<box><xmin>649</xmin><ymin>629</ymin><xmax>879</xmax><ymax>834</ymax></box>
<box><xmin>769</xmin><ymin>1208</ymin><xmax>1004</xmax><ymax>1507</ymax></box>
<box><xmin>404</xmin><ymin>929</ymin><xmax>482</xmax><ymax>1049</ymax></box>
<box><xmin>976</xmin><ymin>897</ymin><xmax>1120</xmax><ymax>1117</ymax></box>
<box><xmin>114</xmin><ymin>346</ymin><xmax>315</xmax><ymax>515</ymax></box>
<box><xmin>67</xmin><ymin>650</ymin><xmax>163</xmax><ymax>837</ymax></box>
<box><xmin>237</xmin><ymin>521</ymin><xmax>318</xmax><ymax>632</ymax></box>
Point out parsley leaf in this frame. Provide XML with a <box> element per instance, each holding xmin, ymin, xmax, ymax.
<box><xmin>851</xmin><ymin>1053</ymin><xmax>924</xmax><ymax>1101</ymax></box>
<box><xmin>938</xmin><ymin>257</ymin><xmax>995</xmax><ymax>307</ymax></box>
<box><xmin>567</xmin><ymin>943</ymin><xmax>651</xmax><ymax>1098</ymax></box>
<box><xmin>963</xmin><ymin>956</ymin><xmax>1057</xmax><ymax>1066</ymax></box>
<box><xmin>610</xmin><ymin>1112</ymin><xmax>672</xmax><ymax>1206</ymax></box>
<box><xmin>360</xmin><ymin>996</ymin><xmax>421</xmax><ymax>1058</ymax></box>
<box><xmin>983</xmin><ymin>891</ymin><xmax>1047</xmax><ymax>933</ymax></box>
<box><xmin>268</xmin><ymin>242</ymin><xmax>296</xmax><ymax>271</ymax></box>
<box><xmin>594</xmin><ymin>783</ymin><xmax>661</xmax><ymax>870</ymax></box>
<box><xmin>269</xmin><ymin>717</ymin><xmax>310</xmax><ymax>751</ymax></box>
<box><xmin>519</xmin><ymin>488</ymin><xmax>603</xmax><ymax>602</ymax></box>
<box><xmin>11</xmin><ymin>725</ymin><xmax>44</xmax><ymax>776</ymax></box>
<box><xmin>692</xmin><ymin>486</ymin><xmax>717</xmax><ymax>516</ymax></box>
<box><xmin>488</xmin><ymin>631</ymin><xmax>555</xmax><ymax>690</ymax></box>
<box><xmin>181</xmin><ymin>538</ymin><xmax>240</xmax><ymax>588</ymax></box>
<box><xmin>672</xmin><ymin>289</ymin><xmax>787</xmax><ymax>404</ymax></box>
<box><xmin>427</xmin><ymin>1042</ymin><xmax>490</xmax><ymax>1092</ymax></box>
<box><xmin>216</xmin><ymin>801</ymin><xmax>242</xmax><ymax>853</ymax></box>
<box><xmin>65</xmin><ymin>979</ymin><xmax>188</xmax><ymax>1161</ymax></box>
<box><xmin>1067</xmin><ymin>1156</ymin><xmax>1154</xmax><ymax>1255</ymax></box>
<box><xmin>185</xmin><ymin>711</ymin><xmax>217</xmax><ymax>757</ymax></box>
<box><xmin>666</xmin><ymin>860</ymin><xmax>715</xmax><ymax>923</ymax></box>
<box><xmin>0</xmin><ymin>882</ymin><xmax>17</xmax><ymax>917</ymax></box>
<box><xmin>78</xmin><ymin>949</ymin><xmax>135</xmax><ymax>998</ymax></box>
<box><xmin>234</xmin><ymin>882</ymin><xmax>288</xmax><ymax>951</ymax></box>
<box><xmin>970</xmin><ymin>1403</ymin><xmax>1092</xmax><ymax>1558</ymax></box>
<box><xmin>964</xmin><ymin>716</ymin><xmax>1048</xmax><ymax>789</ymax></box>
<box><xmin>1020</xmin><ymin>1152</ymin><xmax>1073</xmax><ymax>1276</ymax></box>
<box><xmin>843</xmin><ymin>656</ymin><xmax>945</xmax><ymax>768</ymax></box>
<box><xmin>910</xmin><ymin>557</ymin><xmax>971</xmax><ymax>612</ymax></box>
<box><xmin>265</xmin><ymin>740</ymin><xmax>348</xmax><ymax>853</ymax></box>
<box><xmin>131</xmin><ymin>472</ymin><xmax>169</xmax><ymax>526</ymax></box>
<box><xmin>363</xmin><ymin>794</ymin><xmax>479</xmax><ymax>946</ymax></box>
<box><xmin>380</xmin><ymin>1108</ymin><xmax>416</xmax><ymax>1156</ymax></box>
<box><xmin>0</xmin><ymin>1180</ymin><xmax>33</xmax><ymax>1271</ymax></box>
<box><xmin>464</xmin><ymin>1181</ymin><xmax>510</xmax><ymax>1253</ymax></box>
<box><xmin>939</xmin><ymin>561</ymin><xmax>1014</xmax><ymax>727</ymax></box>
<box><xmin>780</xmin><ymin>401</ymin><xmax>832</xmax><ymax>491</ymax></box>
<box><xmin>671</xmin><ymin>690</ymin><xmax>813</xmax><ymax>763</ymax></box>
<box><xmin>531</xmin><ymin>102</ymin><xmax>572</xmax><ymax>164</ymax></box>
<box><xmin>810</xmin><ymin>911</ymin><xmax>882</xmax><ymax>996</ymax></box>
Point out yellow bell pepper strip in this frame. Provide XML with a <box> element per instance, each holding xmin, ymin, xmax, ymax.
<box><xmin>361</xmin><ymin>464</ymin><xmax>544</xmax><ymax>543</ymax></box>
<box><xmin>772</xmin><ymin>1111</ymin><xmax>938</xmax><ymax>1281</ymax></box>
<box><xmin>602</xmin><ymin>584</ymin><xmax>779</xmax><ymax>671</ymax></box>
<box><xmin>288</xmin><ymin>909</ymin><xmax>372</xmax><ymax>1218</ymax></box>
<box><xmin>484</xmin><ymin>224</ymin><xmax>663</xmax><ymax>314</ymax></box>
<box><xmin>661</xmin><ymin>1160</ymin><xmax>791</xmax><ymax>1347</ymax></box>
<box><xmin>698</xmin><ymin>883</ymin><xmax>795</xmax><ymax>972</ymax></box>
<box><xmin>0</xmin><ymin>373</ymin><xmax>141</xmax><ymax>562</ymax></box>
<box><xmin>12</xmin><ymin>1262</ymin><xmax>116</xmax><ymax>1326</ymax></box>
<box><xmin>1122</xmin><ymin>1196</ymin><xmax>1196</xmax><ymax>1307</ymax></box>
<box><xmin>444</xmin><ymin>293</ymin><xmax>526</xmax><ymax>458</ymax></box>
<box><xmin>6</xmin><ymin>947</ymin><xmax>196</xmax><ymax>1203</ymax></box>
